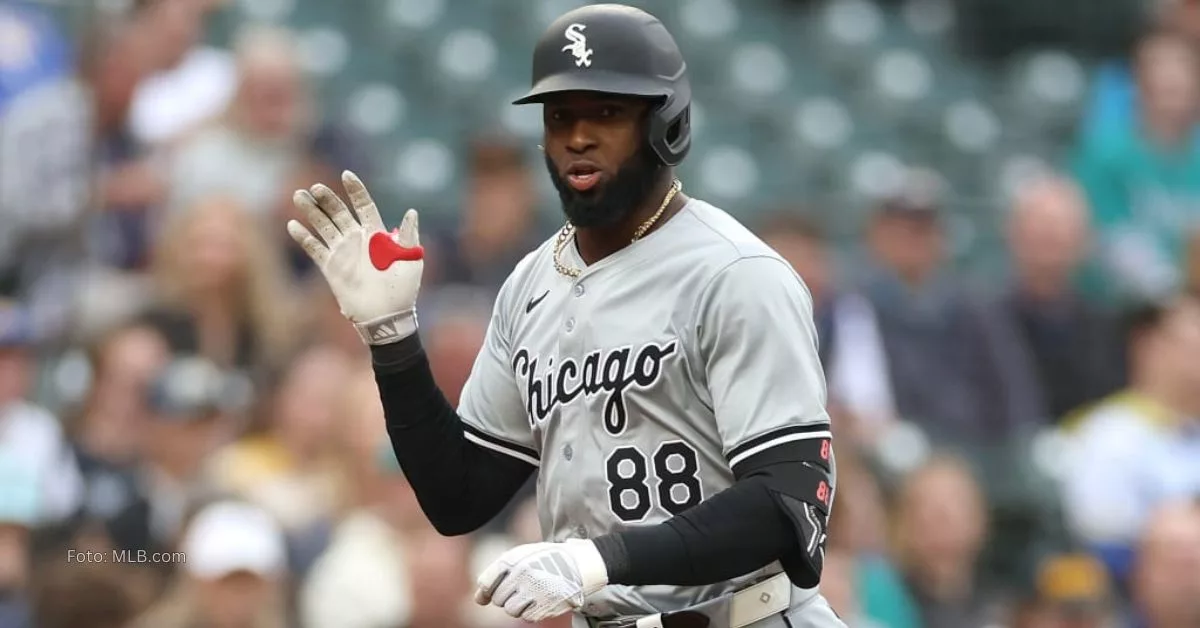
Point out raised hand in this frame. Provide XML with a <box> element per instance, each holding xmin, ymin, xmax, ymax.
<box><xmin>287</xmin><ymin>170</ymin><xmax>425</xmax><ymax>345</ymax></box>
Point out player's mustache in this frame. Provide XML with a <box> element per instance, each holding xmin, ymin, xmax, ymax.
<box><xmin>544</xmin><ymin>148</ymin><xmax>662</xmax><ymax>227</ymax></box>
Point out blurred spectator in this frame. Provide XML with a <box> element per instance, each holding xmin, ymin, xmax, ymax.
<box><xmin>0</xmin><ymin>458</ymin><xmax>38</xmax><ymax>628</ymax></box>
<box><xmin>302</xmin><ymin>427</ymin><xmax>486</xmax><ymax>628</ymax></box>
<box><xmin>857</xmin><ymin>189</ymin><xmax>1046</xmax><ymax>444</ymax></box>
<box><xmin>407</xmin><ymin>529</ymin><xmax>478</xmax><ymax>628</ymax></box>
<box><xmin>1001</xmin><ymin>174</ymin><xmax>1125</xmax><ymax>422</ymax></box>
<box><xmin>0</xmin><ymin>1</ymin><xmax>92</xmax><ymax>344</ymax></box>
<box><xmin>426</xmin><ymin>134</ymin><xmax>551</xmax><ymax>293</ymax></box>
<box><xmin>210</xmin><ymin>344</ymin><xmax>351</xmax><ymax>573</ymax></box>
<box><xmin>759</xmin><ymin>212</ymin><xmax>835</xmax><ymax>354</ymax></box>
<box><xmin>760</xmin><ymin>212</ymin><xmax>896</xmax><ymax>435</ymax></box>
<box><xmin>1186</xmin><ymin>228</ymin><xmax>1200</xmax><ymax>294</ymax></box>
<box><xmin>31</xmin><ymin>561</ymin><xmax>153</xmax><ymax>628</ymax></box>
<box><xmin>87</xmin><ymin>11</ymin><xmax>169</xmax><ymax>273</ymax></box>
<box><xmin>67</xmin><ymin>321</ymin><xmax>170</xmax><ymax>467</ymax></box>
<box><xmin>424</xmin><ymin>287</ymin><xmax>493</xmax><ymax>407</ymax></box>
<box><xmin>0</xmin><ymin>313</ymin><xmax>83</xmax><ymax>527</ymax></box>
<box><xmin>1081</xmin><ymin>0</ymin><xmax>1200</xmax><ymax>143</ymax></box>
<box><xmin>893</xmin><ymin>454</ymin><xmax>1006</xmax><ymax>628</ymax></box>
<box><xmin>299</xmin><ymin>443</ymin><xmax>420</xmax><ymax>628</ymax></box>
<box><xmin>138</xmin><ymin>357</ymin><xmax>244</xmax><ymax>555</ymax></box>
<box><xmin>759</xmin><ymin>210</ymin><xmax>835</xmax><ymax>307</ymax></box>
<box><xmin>1131</xmin><ymin>502</ymin><xmax>1200</xmax><ymax>628</ymax></box>
<box><xmin>145</xmin><ymin>195</ymin><xmax>300</xmax><ymax>375</ymax></box>
<box><xmin>59</xmin><ymin>322</ymin><xmax>169</xmax><ymax>554</ymax></box>
<box><xmin>128</xmin><ymin>0</ymin><xmax>236</xmax><ymax>148</ymax></box>
<box><xmin>827</xmin><ymin>449</ymin><xmax>890</xmax><ymax>556</ymax></box>
<box><xmin>1074</xmin><ymin>29</ymin><xmax>1200</xmax><ymax>303</ymax></box>
<box><xmin>305</xmin><ymin>282</ymin><xmax>368</xmax><ymax>363</ymax></box>
<box><xmin>1058</xmin><ymin>294</ymin><xmax>1200</xmax><ymax>583</ymax></box>
<box><xmin>826</xmin><ymin>448</ymin><xmax>921</xmax><ymax>628</ymax></box>
<box><xmin>1013</xmin><ymin>553</ymin><xmax>1116</xmax><ymax>628</ymax></box>
<box><xmin>328</xmin><ymin>368</ymin><xmax>399</xmax><ymax>518</ymax></box>
<box><xmin>132</xmin><ymin>500</ymin><xmax>289</xmax><ymax>628</ymax></box>
<box><xmin>821</xmin><ymin>549</ymin><xmax>887</xmax><ymax>628</ymax></box>
<box><xmin>166</xmin><ymin>25</ymin><xmax>319</xmax><ymax>220</ymax></box>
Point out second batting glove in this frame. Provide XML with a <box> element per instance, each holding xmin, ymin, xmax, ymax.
<box><xmin>473</xmin><ymin>539</ymin><xmax>609</xmax><ymax>622</ymax></box>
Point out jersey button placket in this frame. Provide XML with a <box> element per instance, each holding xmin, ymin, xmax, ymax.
<box><xmin>557</xmin><ymin>278</ymin><xmax>586</xmax><ymax>537</ymax></box>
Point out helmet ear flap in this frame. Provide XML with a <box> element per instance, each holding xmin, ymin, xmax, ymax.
<box><xmin>648</xmin><ymin>93</ymin><xmax>692</xmax><ymax>166</ymax></box>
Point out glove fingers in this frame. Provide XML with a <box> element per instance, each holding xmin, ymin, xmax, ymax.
<box><xmin>474</xmin><ymin>562</ymin><xmax>509</xmax><ymax>606</ymax></box>
<box><xmin>310</xmin><ymin>183</ymin><xmax>359</xmax><ymax>234</ymax></box>
<box><xmin>342</xmin><ymin>170</ymin><xmax>386</xmax><ymax>233</ymax></box>
<box><xmin>502</xmin><ymin>593</ymin><xmax>534</xmax><ymax>619</ymax></box>
<box><xmin>293</xmin><ymin>190</ymin><xmax>341</xmax><ymax>245</ymax></box>
<box><xmin>397</xmin><ymin>209</ymin><xmax>420</xmax><ymax>247</ymax></box>
<box><xmin>286</xmin><ymin>220</ymin><xmax>329</xmax><ymax>265</ymax></box>
<box><xmin>491</xmin><ymin>570</ymin><xmax>520</xmax><ymax>607</ymax></box>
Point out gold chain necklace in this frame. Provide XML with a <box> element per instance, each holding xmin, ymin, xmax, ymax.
<box><xmin>553</xmin><ymin>179</ymin><xmax>682</xmax><ymax>279</ymax></box>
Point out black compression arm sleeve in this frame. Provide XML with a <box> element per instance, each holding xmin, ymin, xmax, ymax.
<box><xmin>372</xmin><ymin>335</ymin><xmax>535</xmax><ymax>536</ymax></box>
<box><xmin>592</xmin><ymin>438</ymin><xmax>833</xmax><ymax>588</ymax></box>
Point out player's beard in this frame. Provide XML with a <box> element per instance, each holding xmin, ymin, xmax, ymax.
<box><xmin>545</xmin><ymin>141</ymin><xmax>663</xmax><ymax>229</ymax></box>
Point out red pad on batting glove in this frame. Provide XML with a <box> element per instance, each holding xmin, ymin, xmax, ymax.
<box><xmin>369</xmin><ymin>229</ymin><xmax>424</xmax><ymax>270</ymax></box>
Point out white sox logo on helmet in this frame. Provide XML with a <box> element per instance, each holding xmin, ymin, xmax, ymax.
<box><xmin>562</xmin><ymin>23</ymin><xmax>593</xmax><ymax>67</ymax></box>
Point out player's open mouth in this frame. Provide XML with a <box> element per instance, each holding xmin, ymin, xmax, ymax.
<box><xmin>565</xmin><ymin>163</ymin><xmax>602</xmax><ymax>192</ymax></box>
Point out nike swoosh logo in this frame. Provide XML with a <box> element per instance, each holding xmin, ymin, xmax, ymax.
<box><xmin>526</xmin><ymin>290</ymin><xmax>550</xmax><ymax>314</ymax></box>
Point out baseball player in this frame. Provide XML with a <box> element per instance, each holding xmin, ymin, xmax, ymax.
<box><xmin>287</xmin><ymin>4</ymin><xmax>844</xmax><ymax>628</ymax></box>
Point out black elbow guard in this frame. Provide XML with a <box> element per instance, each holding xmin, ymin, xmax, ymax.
<box><xmin>732</xmin><ymin>431</ymin><xmax>834</xmax><ymax>589</ymax></box>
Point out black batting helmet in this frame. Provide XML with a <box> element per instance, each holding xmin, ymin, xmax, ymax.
<box><xmin>512</xmin><ymin>4</ymin><xmax>693</xmax><ymax>166</ymax></box>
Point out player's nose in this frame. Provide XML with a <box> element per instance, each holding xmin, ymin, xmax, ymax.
<box><xmin>564</xmin><ymin>120</ymin><xmax>599</xmax><ymax>155</ymax></box>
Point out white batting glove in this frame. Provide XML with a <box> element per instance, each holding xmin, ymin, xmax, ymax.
<box><xmin>473</xmin><ymin>540</ymin><xmax>609</xmax><ymax>622</ymax></box>
<box><xmin>287</xmin><ymin>171</ymin><xmax>424</xmax><ymax>346</ymax></box>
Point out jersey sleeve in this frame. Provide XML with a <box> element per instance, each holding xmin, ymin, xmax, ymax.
<box><xmin>695</xmin><ymin>255</ymin><xmax>831</xmax><ymax>471</ymax></box>
<box><xmin>455</xmin><ymin>281</ymin><xmax>540</xmax><ymax>468</ymax></box>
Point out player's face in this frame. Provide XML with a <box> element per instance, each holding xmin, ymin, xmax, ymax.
<box><xmin>542</xmin><ymin>92</ymin><xmax>662</xmax><ymax>228</ymax></box>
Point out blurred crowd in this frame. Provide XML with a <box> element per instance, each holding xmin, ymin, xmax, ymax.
<box><xmin>0</xmin><ymin>1</ymin><xmax>1199</xmax><ymax>628</ymax></box>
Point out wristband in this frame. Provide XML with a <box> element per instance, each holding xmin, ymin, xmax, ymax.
<box><xmin>354</xmin><ymin>310</ymin><xmax>418</xmax><ymax>346</ymax></box>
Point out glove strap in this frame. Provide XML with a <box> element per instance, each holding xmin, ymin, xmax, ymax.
<box><xmin>565</xmin><ymin>539</ymin><xmax>610</xmax><ymax>594</ymax></box>
<box><xmin>354</xmin><ymin>310</ymin><xmax>418</xmax><ymax>346</ymax></box>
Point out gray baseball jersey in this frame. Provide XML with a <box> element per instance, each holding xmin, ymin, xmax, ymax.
<box><xmin>457</xmin><ymin>198</ymin><xmax>834</xmax><ymax>620</ymax></box>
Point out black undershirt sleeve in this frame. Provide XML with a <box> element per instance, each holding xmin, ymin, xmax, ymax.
<box><xmin>592</xmin><ymin>436</ymin><xmax>834</xmax><ymax>589</ymax></box>
<box><xmin>371</xmin><ymin>335</ymin><xmax>535</xmax><ymax>536</ymax></box>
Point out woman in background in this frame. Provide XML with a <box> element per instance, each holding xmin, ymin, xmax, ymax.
<box><xmin>209</xmin><ymin>345</ymin><xmax>352</xmax><ymax>578</ymax></box>
<box><xmin>144</xmin><ymin>194</ymin><xmax>299</xmax><ymax>377</ymax></box>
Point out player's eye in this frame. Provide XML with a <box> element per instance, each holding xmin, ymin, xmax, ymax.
<box><xmin>598</xmin><ymin>105</ymin><xmax>620</xmax><ymax>118</ymax></box>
